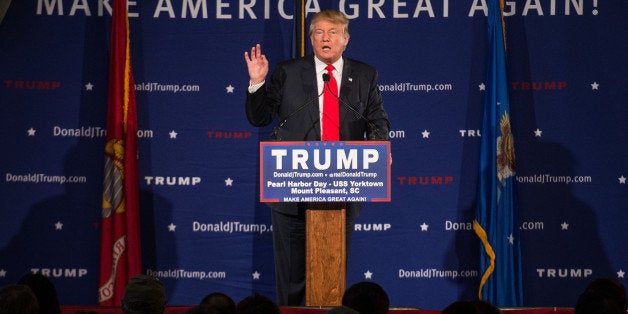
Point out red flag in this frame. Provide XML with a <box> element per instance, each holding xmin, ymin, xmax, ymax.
<box><xmin>99</xmin><ymin>0</ymin><xmax>141</xmax><ymax>306</ymax></box>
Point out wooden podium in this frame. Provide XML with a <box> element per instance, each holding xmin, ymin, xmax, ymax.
<box><xmin>258</xmin><ymin>141</ymin><xmax>391</xmax><ymax>307</ymax></box>
<box><xmin>305</xmin><ymin>202</ymin><xmax>346</xmax><ymax>306</ymax></box>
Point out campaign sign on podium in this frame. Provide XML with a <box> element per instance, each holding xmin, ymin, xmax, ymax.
<box><xmin>259</xmin><ymin>141</ymin><xmax>391</xmax><ymax>203</ymax></box>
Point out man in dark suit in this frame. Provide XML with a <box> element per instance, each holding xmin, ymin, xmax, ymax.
<box><xmin>244</xmin><ymin>9</ymin><xmax>390</xmax><ymax>306</ymax></box>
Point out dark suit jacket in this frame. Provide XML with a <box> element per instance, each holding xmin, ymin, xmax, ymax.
<box><xmin>246</xmin><ymin>54</ymin><xmax>390</xmax><ymax>215</ymax></box>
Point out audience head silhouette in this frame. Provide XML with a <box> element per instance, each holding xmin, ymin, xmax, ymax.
<box><xmin>575</xmin><ymin>277</ymin><xmax>627</xmax><ymax>314</ymax></box>
<box><xmin>121</xmin><ymin>275</ymin><xmax>166</xmax><ymax>314</ymax></box>
<box><xmin>341</xmin><ymin>281</ymin><xmax>389</xmax><ymax>314</ymax></box>
<box><xmin>326</xmin><ymin>306</ymin><xmax>359</xmax><ymax>314</ymax></box>
<box><xmin>183</xmin><ymin>304</ymin><xmax>224</xmax><ymax>314</ymax></box>
<box><xmin>0</xmin><ymin>284</ymin><xmax>39</xmax><ymax>314</ymax></box>
<box><xmin>442</xmin><ymin>300</ymin><xmax>500</xmax><ymax>314</ymax></box>
<box><xmin>235</xmin><ymin>293</ymin><xmax>280</xmax><ymax>314</ymax></box>
<box><xmin>200</xmin><ymin>292</ymin><xmax>236</xmax><ymax>314</ymax></box>
<box><xmin>17</xmin><ymin>273</ymin><xmax>61</xmax><ymax>314</ymax></box>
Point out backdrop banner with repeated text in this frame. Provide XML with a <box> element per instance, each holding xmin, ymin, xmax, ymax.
<box><xmin>1</xmin><ymin>0</ymin><xmax>626</xmax><ymax>309</ymax></box>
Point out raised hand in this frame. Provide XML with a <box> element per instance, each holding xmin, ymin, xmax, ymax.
<box><xmin>244</xmin><ymin>43</ymin><xmax>269</xmax><ymax>85</ymax></box>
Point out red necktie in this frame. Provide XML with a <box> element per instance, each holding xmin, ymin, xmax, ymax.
<box><xmin>322</xmin><ymin>64</ymin><xmax>339</xmax><ymax>141</ymax></box>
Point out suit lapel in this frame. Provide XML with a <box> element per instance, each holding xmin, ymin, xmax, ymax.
<box><xmin>339</xmin><ymin>58</ymin><xmax>353</xmax><ymax>126</ymax></box>
<box><xmin>300</xmin><ymin>56</ymin><xmax>321</xmax><ymax>139</ymax></box>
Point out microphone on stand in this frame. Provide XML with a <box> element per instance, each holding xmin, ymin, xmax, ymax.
<box><xmin>323</xmin><ymin>82</ymin><xmax>387</xmax><ymax>140</ymax></box>
<box><xmin>270</xmin><ymin>73</ymin><xmax>329</xmax><ymax>140</ymax></box>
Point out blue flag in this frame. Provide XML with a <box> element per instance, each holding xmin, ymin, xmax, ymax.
<box><xmin>472</xmin><ymin>0</ymin><xmax>524</xmax><ymax>307</ymax></box>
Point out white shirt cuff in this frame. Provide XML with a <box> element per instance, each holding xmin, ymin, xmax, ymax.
<box><xmin>248</xmin><ymin>81</ymin><xmax>265</xmax><ymax>93</ymax></box>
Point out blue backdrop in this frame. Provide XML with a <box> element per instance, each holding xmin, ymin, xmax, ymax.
<box><xmin>1</xmin><ymin>0</ymin><xmax>626</xmax><ymax>310</ymax></box>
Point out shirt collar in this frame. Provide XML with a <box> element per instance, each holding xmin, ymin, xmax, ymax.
<box><xmin>314</xmin><ymin>56</ymin><xmax>343</xmax><ymax>75</ymax></box>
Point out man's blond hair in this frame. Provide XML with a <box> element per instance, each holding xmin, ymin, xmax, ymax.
<box><xmin>309</xmin><ymin>10</ymin><xmax>349</xmax><ymax>36</ymax></box>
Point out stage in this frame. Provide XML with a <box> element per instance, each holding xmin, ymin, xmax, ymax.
<box><xmin>60</xmin><ymin>305</ymin><xmax>576</xmax><ymax>314</ymax></box>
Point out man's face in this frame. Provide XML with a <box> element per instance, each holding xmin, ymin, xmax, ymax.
<box><xmin>310</xmin><ymin>19</ymin><xmax>349</xmax><ymax>64</ymax></box>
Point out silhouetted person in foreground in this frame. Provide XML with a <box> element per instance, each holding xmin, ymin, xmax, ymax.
<box><xmin>121</xmin><ymin>275</ymin><xmax>166</xmax><ymax>314</ymax></box>
<box><xmin>17</xmin><ymin>273</ymin><xmax>61</xmax><ymax>314</ymax></box>
<box><xmin>327</xmin><ymin>306</ymin><xmax>359</xmax><ymax>314</ymax></box>
<box><xmin>200</xmin><ymin>292</ymin><xmax>236</xmax><ymax>314</ymax></box>
<box><xmin>0</xmin><ymin>284</ymin><xmax>39</xmax><ymax>314</ymax></box>
<box><xmin>235</xmin><ymin>293</ymin><xmax>281</xmax><ymax>314</ymax></box>
<box><xmin>442</xmin><ymin>300</ymin><xmax>500</xmax><ymax>314</ymax></box>
<box><xmin>183</xmin><ymin>304</ymin><xmax>223</xmax><ymax>314</ymax></box>
<box><xmin>575</xmin><ymin>277</ymin><xmax>627</xmax><ymax>314</ymax></box>
<box><xmin>341</xmin><ymin>281</ymin><xmax>389</xmax><ymax>314</ymax></box>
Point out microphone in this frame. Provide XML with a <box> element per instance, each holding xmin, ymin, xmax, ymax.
<box><xmin>323</xmin><ymin>82</ymin><xmax>387</xmax><ymax>140</ymax></box>
<box><xmin>322</xmin><ymin>73</ymin><xmax>330</xmax><ymax>83</ymax></box>
<box><xmin>270</xmin><ymin>74</ymin><xmax>328</xmax><ymax>140</ymax></box>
